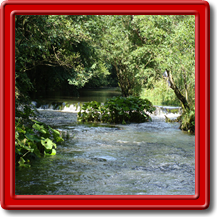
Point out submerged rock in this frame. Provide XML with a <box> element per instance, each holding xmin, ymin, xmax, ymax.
<box><xmin>91</xmin><ymin>156</ymin><xmax>116</xmax><ymax>162</ymax></box>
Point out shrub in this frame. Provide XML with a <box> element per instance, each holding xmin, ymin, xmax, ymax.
<box><xmin>77</xmin><ymin>96</ymin><xmax>156</xmax><ymax>124</ymax></box>
<box><xmin>180</xmin><ymin>107</ymin><xmax>195</xmax><ymax>133</ymax></box>
<box><xmin>15</xmin><ymin>119</ymin><xmax>64</xmax><ymax>167</ymax></box>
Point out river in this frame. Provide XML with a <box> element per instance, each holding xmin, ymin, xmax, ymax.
<box><xmin>15</xmin><ymin>88</ymin><xmax>195</xmax><ymax>195</ymax></box>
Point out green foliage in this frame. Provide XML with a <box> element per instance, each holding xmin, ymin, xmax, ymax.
<box><xmin>91</xmin><ymin>15</ymin><xmax>195</xmax><ymax>101</ymax></box>
<box><xmin>15</xmin><ymin>119</ymin><xmax>64</xmax><ymax>167</ymax></box>
<box><xmin>180</xmin><ymin>108</ymin><xmax>195</xmax><ymax>133</ymax></box>
<box><xmin>15</xmin><ymin>15</ymin><xmax>110</xmax><ymax>102</ymax></box>
<box><xmin>154</xmin><ymin>15</ymin><xmax>195</xmax><ymax>107</ymax></box>
<box><xmin>15</xmin><ymin>15</ymin><xmax>195</xmax><ymax>134</ymax></box>
<box><xmin>15</xmin><ymin>15</ymin><xmax>195</xmax><ymax>108</ymax></box>
<box><xmin>77</xmin><ymin>101</ymin><xmax>102</xmax><ymax>122</ymax></box>
<box><xmin>77</xmin><ymin>96</ymin><xmax>155</xmax><ymax>124</ymax></box>
<box><xmin>95</xmin><ymin>15</ymin><xmax>152</xmax><ymax>96</ymax></box>
<box><xmin>140</xmin><ymin>80</ymin><xmax>180</xmax><ymax>106</ymax></box>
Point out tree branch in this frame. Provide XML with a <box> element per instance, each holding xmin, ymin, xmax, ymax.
<box><xmin>165</xmin><ymin>69</ymin><xmax>190</xmax><ymax>110</ymax></box>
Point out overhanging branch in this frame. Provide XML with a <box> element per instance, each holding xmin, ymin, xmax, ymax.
<box><xmin>164</xmin><ymin>69</ymin><xmax>190</xmax><ymax>110</ymax></box>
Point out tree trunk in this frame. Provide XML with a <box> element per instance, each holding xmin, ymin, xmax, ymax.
<box><xmin>165</xmin><ymin>69</ymin><xmax>190</xmax><ymax>110</ymax></box>
<box><xmin>114</xmin><ymin>63</ymin><xmax>130</xmax><ymax>97</ymax></box>
<box><xmin>183</xmin><ymin>70</ymin><xmax>188</xmax><ymax>102</ymax></box>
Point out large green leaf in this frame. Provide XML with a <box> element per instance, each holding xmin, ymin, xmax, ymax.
<box><xmin>41</xmin><ymin>138</ymin><xmax>53</xmax><ymax>149</ymax></box>
<box><xmin>32</xmin><ymin>123</ymin><xmax>47</xmax><ymax>134</ymax></box>
<box><xmin>25</xmin><ymin>133</ymin><xmax>41</xmax><ymax>143</ymax></box>
<box><xmin>44</xmin><ymin>148</ymin><xmax>56</xmax><ymax>156</ymax></box>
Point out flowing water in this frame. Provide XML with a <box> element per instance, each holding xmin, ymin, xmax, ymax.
<box><xmin>15</xmin><ymin>89</ymin><xmax>195</xmax><ymax>195</ymax></box>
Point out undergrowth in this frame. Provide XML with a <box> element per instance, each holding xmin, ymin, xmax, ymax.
<box><xmin>77</xmin><ymin>96</ymin><xmax>156</xmax><ymax>124</ymax></box>
<box><xmin>180</xmin><ymin>107</ymin><xmax>195</xmax><ymax>133</ymax></box>
<box><xmin>15</xmin><ymin>109</ymin><xmax>64</xmax><ymax>167</ymax></box>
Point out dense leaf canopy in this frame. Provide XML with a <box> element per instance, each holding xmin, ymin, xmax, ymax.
<box><xmin>15</xmin><ymin>15</ymin><xmax>195</xmax><ymax>107</ymax></box>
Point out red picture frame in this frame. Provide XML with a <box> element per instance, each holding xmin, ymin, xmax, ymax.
<box><xmin>0</xmin><ymin>0</ymin><xmax>210</xmax><ymax>210</ymax></box>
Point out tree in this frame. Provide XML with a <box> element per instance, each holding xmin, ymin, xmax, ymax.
<box><xmin>15</xmin><ymin>15</ymin><xmax>112</xmax><ymax>166</ymax></box>
<box><xmin>163</xmin><ymin>69</ymin><xmax>190</xmax><ymax>110</ymax></box>
<box><xmin>127</xmin><ymin>15</ymin><xmax>195</xmax><ymax>109</ymax></box>
<box><xmin>96</xmin><ymin>15</ymin><xmax>172</xmax><ymax>97</ymax></box>
<box><xmin>156</xmin><ymin>15</ymin><xmax>195</xmax><ymax>108</ymax></box>
<box><xmin>15</xmin><ymin>15</ymin><xmax>110</xmax><ymax>104</ymax></box>
<box><xmin>94</xmin><ymin>15</ymin><xmax>159</xmax><ymax>97</ymax></box>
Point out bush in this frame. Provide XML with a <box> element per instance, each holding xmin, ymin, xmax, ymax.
<box><xmin>77</xmin><ymin>96</ymin><xmax>156</xmax><ymax>124</ymax></box>
<box><xmin>180</xmin><ymin>107</ymin><xmax>195</xmax><ymax>133</ymax></box>
<box><xmin>15</xmin><ymin>119</ymin><xmax>64</xmax><ymax>167</ymax></box>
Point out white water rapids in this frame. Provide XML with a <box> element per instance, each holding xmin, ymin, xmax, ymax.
<box><xmin>15</xmin><ymin>104</ymin><xmax>195</xmax><ymax>195</ymax></box>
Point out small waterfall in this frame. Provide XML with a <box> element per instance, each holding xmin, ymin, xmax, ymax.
<box><xmin>32</xmin><ymin>101</ymin><xmax>82</xmax><ymax>113</ymax></box>
<box><xmin>151</xmin><ymin>106</ymin><xmax>182</xmax><ymax>122</ymax></box>
<box><xmin>153</xmin><ymin>106</ymin><xmax>182</xmax><ymax>116</ymax></box>
<box><xmin>31</xmin><ymin>101</ymin><xmax>182</xmax><ymax>122</ymax></box>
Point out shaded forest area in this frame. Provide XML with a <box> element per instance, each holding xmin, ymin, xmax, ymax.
<box><xmin>15</xmin><ymin>15</ymin><xmax>195</xmax><ymax>105</ymax></box>
<box><xmin>15</xmin><ymin>15</ymin><xmax>195</xmax><ymax>167</ymax></box>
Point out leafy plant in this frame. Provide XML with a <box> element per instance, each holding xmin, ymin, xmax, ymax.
<box><xmin>15</xmin><ymin>119</ymin><xmax>64</xmax><ymax>167</ymax></box>
<box><xmin>78</xmin><ymin>96</ymin><xmax>155</xmax><ymax>124</ymax></box>
<box><xmin>179</xmin><ymin>107</ymin><xmax>195</xmax><ymax>133</ymax></box>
